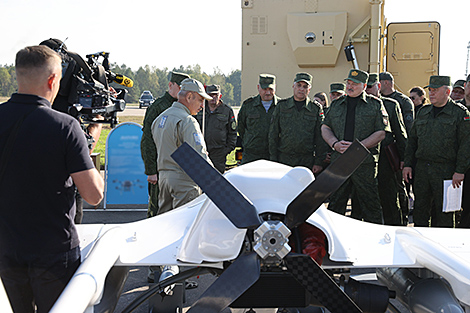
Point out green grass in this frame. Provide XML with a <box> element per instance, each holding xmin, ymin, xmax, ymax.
<box><xmin>93</xmin><ymin>115</ymin><xmax>144</xmax><ymax>169</ymax></box>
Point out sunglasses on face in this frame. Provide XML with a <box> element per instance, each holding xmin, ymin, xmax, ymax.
<box><xmin>410</xmin><ymin>96</ymin><xmax>416</xmax><ymax>100</ymax></box>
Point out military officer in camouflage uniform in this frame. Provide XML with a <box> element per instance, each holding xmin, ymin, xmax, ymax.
<box><xmin>366</xmin><ymin>74</ymin><xmax>408</xmax><ymax>225</ymax></box>
<box><xmin>322</xmin><ymin>69</ymin><xmax>390</xmax><ymax>224</ymax></box>
<box><xmin>140</xmin><ymin>71</ymin><xmax>189</xmax><ymax>217</ymax></box>
<box><xmin>458</xmin><ymin>75</ymin><xmax>470</xmax><ymax>227</ymax></box>
<box><xmin>269</xmin><ymin>72</ymin><xmax>327</xmax><ymax>173</ymax></box>
<box><xmin>238</xmin><ymin>74</ymin><xmax>281</xmax><ymax>164</ymax></box>
<box><xmin>152</xmin><ymin>78</ymin><xmax>213</xmax><ymax>214</ymax></box>
<box><xmin>329</xmin><ymin>82</ymin><xmax>346</xmax><ymax>102</ymax></box>
<box><xmin>379</xmin><ymin>72</ymin><xmax>414</xmax><ymax>134</ymax></box>
<box><xmin>379</xmin><ymin>71</ymin><xmax>413</xmax><ymax>219</ymax></box>
<box><xmin>451</xmin><ymin>79</ymin><xmax>466</xmax><ymax>101</ymax></box>
<box><xmin>403</xmin><ymin>76</ymin><xmax>470</xmax><ymax>227</ymax></box>
<box><xmin>195</xmin><ymin>84</ymin><xmax>237</xmax><ymax>173</ymax></box>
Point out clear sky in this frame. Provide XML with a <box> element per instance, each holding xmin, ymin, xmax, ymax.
<box><xmin>1</xmin><ymin>0</ymin><xmax>468</xmax><ymax>81</ymax></box>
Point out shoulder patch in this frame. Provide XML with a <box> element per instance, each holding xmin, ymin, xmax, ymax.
<box><xmin>231</xmin><ymin>120</ymin><xmax>237</xmax><ymax>130</ymax></box>
<box><xmin>193</xmin><ymin>132</ymin><xmax>203</xmax><ymax>145</ymax></box>
<box><xmin>464</xmin><ymin>116</ymin><xmax>470</xmax><ymax>121</ymax></box>
<box><xmin>158</xmin><ymin>116</ymin><xmax>168</xmax><ymax>128</ymax></box>
<box><xmin>381</xmin><ymin>108</ymin><xmax>389</xmax><ymax>126</ymax></box>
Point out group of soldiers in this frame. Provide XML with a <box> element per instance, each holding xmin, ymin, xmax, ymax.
<box><xmin>140</xmin><ymin>68</ymin><xmax>470</xmax><ymax>244</ymax></box>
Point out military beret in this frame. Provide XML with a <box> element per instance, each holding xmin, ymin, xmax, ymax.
<box><xmin>169</xmin><ymin>71</ymin><xmax>190</xmax><ymax>85</ymax></box>
<box><xmin>205</xmin><ymin>84</ymin><xmax>221</xmax><ymax>94</ymax></box>
<box><xmin>453</xmin><ymin>79</ymin><xmax>465</xmax><ymax>90</ymax></box>
<box><xmin>294</xmin><ymin>72</ymin><xmax>313</xmax><ymax>85</ymax></box>
<box><xmin>424</xmin><ymin>75</ymin><xmax>451</xmax><ymax>89</ymax></box>
<box><xmin>259</xmin><ymin>74</ymin><xmax>276</xmax><ymax>89</ymax></box>
<box><xmin>367</xmin><ymin>73</ymin><xmax>379</xmax><ymax>87</ymax></box>
<box><xmin>379</xmin><ymin>71</ymin><xmax>394</xmax><ymax>81</ymax></box>
<box><xmin>329</xmin><ymin>83</ymin><xmax>345</xmax><ymax>93</ymax></box>
<box><xmin>345</xmin><ymin>69</ymin><xmax>369</xmax><ymax>84</ymax></box>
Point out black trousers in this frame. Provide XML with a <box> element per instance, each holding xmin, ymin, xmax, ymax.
<box><xmin>0</xmin><ymin>246</ymin><xmax>80</xmax><ymax>313</ymax></box>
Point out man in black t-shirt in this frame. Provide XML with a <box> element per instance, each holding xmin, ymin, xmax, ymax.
<box><xmin>0</xmin><ymin>46</ymin><xmax>104</xmax><ymax>313</ymax></box>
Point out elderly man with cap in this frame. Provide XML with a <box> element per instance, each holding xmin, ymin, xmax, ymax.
<box><xmin>238</xmin><ymin>74</ymin><xmax>281</xmax><ymax>164</ymax></box>
<box><xmin>379</xmin><ymin>71</ymin><xmax>415</xmax><ymax>135</ymax></box>
<box><xmin>195</xmin><ymin>84</ymin><xmax>237</xmax><ymax>173</ymax></box>
<box><xmin>403</xmin><ymin>76</ymin><xmax>470</xmax><ymax>227</ymax></box>
<box><xmin>365</xmin><ymin>73</ymin><xmax>408</xmax><ymax>225</ymax></box>
<box><xmin>152</xmin><ymin>78</ymin><xmax>213</xmax><ymax>214</ymax></box>
<box><xmin>322</xmin><ymin>69</ymin><xmax>390</xmax><ymax>224</ymax></box>
<box><xmin>329</xmin><ymin>82</ymin><xmax>346</xmax><ymax>102</ymax></box>
<box><xmin>269</xmin><ymin>72</ymin><xmax>327</xmax><ymax>173</ymax></box>
<box><xmin>451</xmin><ymin>79</ymin><xmax>466</xmax><ymax>101</ymax></box>
<box><xmin>141</xmin><ymin>71</ymin><xmax>190</xmax><ymax>218</ymax></box>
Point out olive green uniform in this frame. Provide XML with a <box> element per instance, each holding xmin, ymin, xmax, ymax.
<box><xmin>323</xmin><ymin>92</ymin><xmax>390</xmax><ymax>224</ymax></box>
<box><xmin>269</xmin><ymin>96</ymin><xmax>327</xmax><ymax>169</ymax></box>
<box><xmin>140</xmin><ymin>92</ymin><xmax>176</xmax><ymax>217</ymax></box>
<box><xmin>195</xmin><ymin>101</ymin><xmax>237</xmax><ymax>173</ymax></box>
<box><xmin>404</xmin><ymin>99</ymin><xmax>470</xmax><ymax>227</ymax></box>
<box><xmin>238</xmin><ymin>94</ymin><xmax>280</xmax><ymax>164</ymax></box>
<box><xmin>151</xmin><ymin>102</ymin><xmax>212</xmax><ymax>215</ymax></box>
<box><xmin>382</xmin><ymin>90</ymin><xmax>414</xmax><ymax>134</ymax></box>
<box><xmin>378</xmin><ymin>97</ymin><xmax>408</xmax><ymax>225</ymax></box>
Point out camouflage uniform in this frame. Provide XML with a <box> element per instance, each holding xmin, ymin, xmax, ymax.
<box><xmin>323</xmin><ymin>92</ymin><xmax>390</xmax><ymax>224</ymax></box>
<box><xmin>382</xmin><ymin>90</ymin><xmax>414</xmax><ymax>134</ymax></box>
<box><xmin>238</xmin><ymin>94</ymin><xmax>281</xmax><ymax>164</ymax></box>
<box><xmin>269</xmin><ymin>96</ymin><xmax>327</xmax><ymax>169</ymax></box>
<box><xmin>404</xmin><ymin>98</ymin><xmax>470</xmax><ymax>227</ymax></box>
<box><xmin>140</xmin><ymin>91</ymin><xmax>176</xmax><ymax>217</ymax></box>
<box><xmin>378</xmin><ymin>96</ymin><xmax>408</xmax><ymax>225</ymax></box>
<box><xmin>152</xmin><ymin>101</ymin><xmax>212</xmax><ymax>215</ymax></box>
<box><xmin>196</xmin><ymin>101</ymin><xmax>237</xmax><ymax>173</ymax></box>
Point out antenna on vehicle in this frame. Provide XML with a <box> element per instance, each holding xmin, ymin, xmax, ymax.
<box><xmin>466</xmin><ymin>41</ymin><xmax>470</xmax><ymax>77</ymax></box>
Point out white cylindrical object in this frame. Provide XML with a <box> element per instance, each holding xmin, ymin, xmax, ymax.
<box><xmin>50</xmin><ymin>227</ymin><xmax>125</xmax><ymax>313</ymax></box>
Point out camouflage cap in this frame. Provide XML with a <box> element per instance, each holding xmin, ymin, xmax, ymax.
<box><xmin>367</xmin><ymin>73</ymin><xmax>379</xmax><ymax>87</ymax></box>
<box><xmin>424</xmin><ymin>75</ymin><xmax>452</xmax><ymax>89</ymax></box>
<box><xmin>345</xmin><ymin>69</ymin><xmax>369</xmax><ymax>84</ymax></box>
<box><xmin>379</xmin><ymin>71</ymin><xmax>394</xmax><ymax>81</ymax></box>
<box><xmin>181</xmin><ymin>78</ymin><xmax>212</xmax><ymax>100</ymax></box>
<box><xmin>169</xmin><ymin>71</ymin><xmax>190</xmax><ymax>85</ymax></box>
<box><xmin>205</xmin><ymin>84</ymin><xmax>221</xmax><ymax>94</ymax></box>
<box><xmin>259</xmin><ymin>74</ymin><xmax>276</xmax><ymax>89</ymax></box>
<box><xmin>329</xmin><ymin>83</ymin><xmax>345</xmax><ymax>93</ymax></box>
<box><xmin>294</xmin><ymin>72</ymin><xmax>313</xmax><ymax>85</ymax></box>
<box><xmin>453</xmin><ymin>79</ymin><xmax>466</xmax><ymax>90</ymax></box>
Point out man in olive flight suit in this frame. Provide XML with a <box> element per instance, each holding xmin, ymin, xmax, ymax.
<box><xmin>403</xmin><ymin>75</ymin><xmax>470</xmax><ymax>227</ymax></box>
<box><xmin>322</xmin><ymin>69</ymin><xmax>390</xmax><ymax>224</ymax></box>
<box><xmin>366</xmin><ymin>74</ymin><xmax>408</xmax><ymax>225</ymax></box>
<box><xmin>238</xmin><ymin>74</ymin><xmax>280</xmax><ymax>164</ymax></box>
<box><xmin>269</xmin><ymin>72</ymin><xmax>327</xmax><ymax>173</ymax></box>
<box><xmin>195</xmin><ymin>84</ymin><xmax>237</xmax><ymax>173</ymax></box>
<box><xmin>140</xmin><ymin>71</ymin><xmax>190</xmax><ymax>217</ymax></box>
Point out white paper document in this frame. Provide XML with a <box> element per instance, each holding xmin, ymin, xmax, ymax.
<box><xmin>443</xmin><ymin>180</ymin><xmax>463</xmax><ymax>213</ymax></box>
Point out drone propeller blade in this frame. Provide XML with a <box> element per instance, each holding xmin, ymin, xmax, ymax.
<box><xmin>284</xmin><ymin>139</ymin><xmax>369</xmax><ymax>229</ymax></box>
<box><xmin>171</xmin><ymin>142</ymin><xmax>261</xmax><ymax>229</ymax></box>
<box><xmin>285</xmin><ymin>254</ymin><xmax>363</xmax><ymax>313</ymax></box>
<box><xmin>188</xmin><ymin>252</ymin><xmax>261</xmax><ymax>313</ymax></box>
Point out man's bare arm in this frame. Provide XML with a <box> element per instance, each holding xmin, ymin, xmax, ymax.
<box><xmin>360</xmin><ymin>130</ymin><xmax>385</xmax><ymax>149</ymax></box>
<box><xmin>71</xmin><ymin>168</ymin><xmax>104</xmax><ymax>206</ymax></box>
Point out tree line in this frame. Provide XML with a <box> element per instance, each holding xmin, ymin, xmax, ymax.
<box><xmin>0</xmin><ymin>64</ymin><xmax>241</xmax><ymax>106</ymax></box>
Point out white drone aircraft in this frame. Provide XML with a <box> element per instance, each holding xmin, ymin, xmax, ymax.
<box><xmin>2</xmin><ymin>141</ymin><xmax>469</xmax><ymax>313</ymax></box>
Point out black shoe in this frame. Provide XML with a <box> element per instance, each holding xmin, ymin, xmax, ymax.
<box><xmin>147</xmin><ymin>276</ymin><xmax>154</xmax><ymax>283</ymax></box>
<box><xmin>185</xmin><ymin>280</ymin><xmax>198</xmax><ymax>289</ymax></box>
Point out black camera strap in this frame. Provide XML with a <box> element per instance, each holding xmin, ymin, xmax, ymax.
<box><xmin>0</xmin><ymin>105</ymin><xmax>38</xmax><ymax>184</ymax></box>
